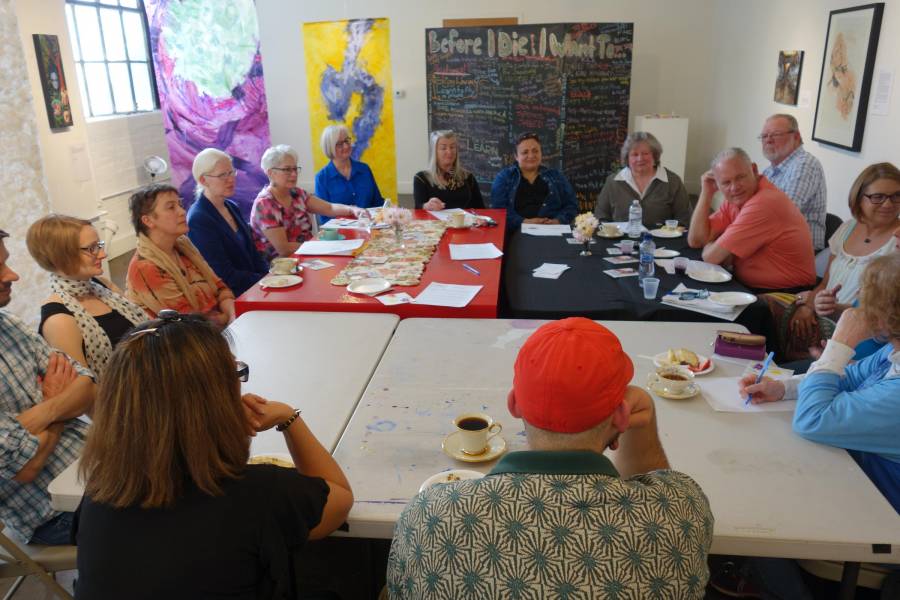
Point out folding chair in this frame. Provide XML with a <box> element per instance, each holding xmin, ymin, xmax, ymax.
<box><xmin>0</xmin><ymin>523</ymin><xmax>75</xmax><ymax>600</ymax></box>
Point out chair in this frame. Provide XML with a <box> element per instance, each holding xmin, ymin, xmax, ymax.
<box><xmin>815</xmin><ymin>212</ymin><xmax>844</xmax><ymax>278</ymax></box>
<box><xmin>798</xmin><ymin>559</ymin><xmax>898</xmax><ymax>599</ymax></box>
<box><xmin>0</xmin><ymin>524</ymin><xmax>75</xmax><ymax>600</ymax></box>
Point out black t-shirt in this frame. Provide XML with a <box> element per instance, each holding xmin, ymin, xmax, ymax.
<box><xmin>73</xmin><ymin>464</ymin><xmax>328</xmax><ymax>600</ymax></box>
<box><xmin>38</xmin><ymin>278</ymin><xmax>135</xmax><ymax>348</ymax></box>
<box><xmin>514</xmin><ymin>175</ymin><xmax>549</xmax><ymax>218</ymax></box>
<box><xmin>412</xmin><ymin>171</ymin><xmax>485</xmax><ymax>210</ymax></box>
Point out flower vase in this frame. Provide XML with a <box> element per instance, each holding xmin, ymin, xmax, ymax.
<box><xmin>393</xmin><ymin>223</ymin><xmax>405</xmax><ymax>248</ymax></box>
<box><xmin>579</xmin><ymin>239</ymin><xmax>592</xmax><ymax>256</ymax></box>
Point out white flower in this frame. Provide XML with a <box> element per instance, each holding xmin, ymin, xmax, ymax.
<box><xmin>383</xmin><ymin>206</ymin><xmax>413</xmax><ymax>226</ymax></box>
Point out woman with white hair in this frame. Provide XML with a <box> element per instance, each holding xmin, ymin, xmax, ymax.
<box><xmin>187</xmin><ymin>148</ymin><xmax>268</xmax><ymax>297</ymax></box>
<box><xmin>413</xmin><ymin>130</ymin><xmax>484</xmax><ymax>210</ymax></box>
<box><xmin>314</xmin><ymin>125</ymin><xmax>383</xmax><ymax>212</ymax></box>
<box><xmin>594</xmin><ymin>131</ymin><xmax>692</xmax><ymax>227</ymax></box>
<box><xmin>250</xmin><ymin>144</ymin><xmax>368</xmax><ymax>259</ymax></box>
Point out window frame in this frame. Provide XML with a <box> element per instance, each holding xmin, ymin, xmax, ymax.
<box><xmin>65</xmin><ymin>0</ymin><xmax>160</xmax><ymax>118</ymax></box>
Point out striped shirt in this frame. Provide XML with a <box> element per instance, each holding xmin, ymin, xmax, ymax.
<box><xmin>763</xmin><ymin>146</ymin><xmax>827</xmax><ymax>250</ymax></box>
<box><xmin>0</xmin><ymin>311</ymin><xmax>91</xmax><ymax>541</ymax></box>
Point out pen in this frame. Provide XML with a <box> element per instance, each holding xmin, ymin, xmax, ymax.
<box><xmin>462</xmin><ymin>263</ymin><xmax>481</xmax><ymax>276</ymax></box>
<box><xmin>745</xmin><ymin>351</ymin><xmax>775</xmax><ymax>405</ymax></box>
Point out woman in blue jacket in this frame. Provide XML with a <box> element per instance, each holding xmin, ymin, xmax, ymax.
<box><xmin>187</xmin><ymin>148</ymin><xmax>269</xmax><ymax>297</ymax></box>
<box><xmin>490</xmin><ymin>133</ymin><xmax>578</xmax><ymax>231</ymax></box>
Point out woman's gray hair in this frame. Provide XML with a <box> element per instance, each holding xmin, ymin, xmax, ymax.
<box><xmin>620</xmin><ymin>132</ymin><xmax>663</xmax><ymax>167</ymax></box>
<box><xmin>261</xmin><ymin>145</ymin><xmax>299</xmax><ymax>181</ymax></box>
<box><xmin>425</xmin><ymin>130</ymin><xmax>469</xmax><ymax>188</ymax></box>
<box><xmin>320</xmin><ymin>124</ymin><xmax>350</xmax><ymax>160</ymax></box>
<box><xmin>192</xmin><ymin>148</ymin><xmax>231</xmax><ymax>199</ymax></box>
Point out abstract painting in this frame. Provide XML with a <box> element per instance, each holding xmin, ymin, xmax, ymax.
<box><xmin>303</xmin><ymin>18</ymin><xmax>397</xmax><ymax>202</ymax></box>
<box><xmin>774</xmin><ymin>50</ymin><xmax>803</xmax><ymax>105</ymax></box>
<box><xmin>144</xmin><ymin>0</ymin><xmax>270</xmax><ymax>217</ymax></box>
<box><xmin>32</xmin><ymin>34</ymin><xmax>73</xmax><ymax>129</ymax></box>
<box><xmin>812</xmin><ymin>3</ymin><xmax>884</xmax><ymax>152</ymax></box>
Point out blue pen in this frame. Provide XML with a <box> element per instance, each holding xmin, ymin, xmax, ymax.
<box><xmin>462</xmin><ymin>263</ymin><xmax>481</xmax><ymax>276</ymax></box>
<box><xmin>745</xmin><ymin>351</ymin><xmax>775</xmax><ymax>405</ymax></box>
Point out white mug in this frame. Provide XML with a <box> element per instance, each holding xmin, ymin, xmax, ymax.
<box><xmin>454</xmin><ymin>413</ymin><xmax>502</xmax><ymax>455</ymax></box>
<box><xmin>450</xmin><ymin>212</ymin><xmax>466</xmax><ymax>227</ymax></box>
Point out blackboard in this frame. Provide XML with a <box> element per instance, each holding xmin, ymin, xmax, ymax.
<box><xmin>425</xmin><ymin>23</ymin><xmax>633</xmax><ymax>211</ymax></box>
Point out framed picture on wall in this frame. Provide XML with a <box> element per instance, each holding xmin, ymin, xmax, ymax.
<box><xmin>774</xmin><ymin>51</ymin><xmax>804</xmax><ymax>105</ymax></box>
<box><xmin>32</xmin><ymin>34</ymin><xmax>73</xmax><ymax>129</ymax></box>
<box><xmin>811</xmin><ymin>3</ymin><xmax>884</xmax><ymax>152</ymax></box>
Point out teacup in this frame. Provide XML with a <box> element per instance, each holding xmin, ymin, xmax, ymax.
<box><xmin>450</xmin><ymin>212</ymin><xmax>466</xmax><ymax>227</ymax></box>
<box><xmin>454</xmin><ymin>412</ymin><xmax>502</xmax><ymax>455</ymax></box>
<box><xmin>665</xmin><ymin>219</ymin><xmax>679</xmax><ymax>230</ymax></box>
<box><xmin>601</xmin><ymin>223</ymin><xmax>620</xmax><ymax>236</ymax></box>
<box><xmin>270</xmin><ymin>257</ymin><xmax>297</xmax><ymax>275</ymax></box>
<box><xmin>647</xmin><ymin>366</ymin><xmax>695</xmax><ymax>395</ymax></box>
<box><xmin>319</xmin><ymin>229</ymin><xmax>340</xmax><ymax>241</ymax></box>
<box><xmin>618</xmin><ymin>240</ymin><xmax>635</xmax><ymax>254</ymax></box>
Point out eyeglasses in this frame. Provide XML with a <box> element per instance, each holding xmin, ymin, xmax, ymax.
<box><xmin>863</xmin><ymin>192</ymin><xmax>900</xmax><ymax>205</ymax></box>
<box><xmin>205</xmin><ymin>169</ymin><xmax>237</xmax><ymax>179</ymax></box>
<box><xmin>271</xmin><ymin>166</ymin><xmax>302</xmax><ymax>174</ymax></box>
<box><xmin>756</xmin><ymin>130</ymin><xmax>796</xmax><ymax>141</ymax></box>
<box><xmin>335</xmin><ymin>138</ymin><xmax>353</xmax><ymax>148</ymax></box>
<box><xmin>80</xmin><ymin>240</ymin><xmax>106</xmax><ymax>257</ymax></box>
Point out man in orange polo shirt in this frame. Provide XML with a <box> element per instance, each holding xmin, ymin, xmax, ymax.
<box><xmin>687</xmin><ymin>147</ymin><xmax>816</xmax><ymax>290</ymax></box>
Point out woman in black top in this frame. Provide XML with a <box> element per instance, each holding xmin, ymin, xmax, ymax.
<box><xmin>74</xmin><ymin>313</ymin><xmax>354</xmax><ymax>600</ymax></box>
<box><xmin>413</xmin><ymin>130</ymin><xmax>485</xmax><ymax>210</ymax></box>
<box><xmin>27</xmin><ymin>215</ymin><xmax>147</xmax><ymax>376</ymax></box>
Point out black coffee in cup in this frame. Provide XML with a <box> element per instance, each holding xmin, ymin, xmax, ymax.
<box><xmin>457</xmin><ymin>417</ymin><xmax>488</xmax><ymax>431</ymax></box>
<box><xmin>675</xmin><ymin>265</ymin><xmax>687</xmax><ymax>276</ymax></box>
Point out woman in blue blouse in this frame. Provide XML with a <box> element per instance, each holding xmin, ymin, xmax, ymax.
<box><xmin>314</xmin><ymin>125</ymin><xmax>384</xmax><ymax>212</ymax></box>
<box><xmin>187</xmin><ymin>148</ymin><xmax>269</xmax><ymax>297</ymax></box>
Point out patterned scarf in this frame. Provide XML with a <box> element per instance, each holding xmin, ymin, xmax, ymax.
<box><xmin>49</xmin><ymin>273</ymin><xmax>148</xmax><ymax>375</ymax></box>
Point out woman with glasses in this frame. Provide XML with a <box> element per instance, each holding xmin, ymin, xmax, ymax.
<box><xmin>490</xmin><ymin>133</ymin><xmax>578</xmax><ymax>231</ymax></box>
<box><xmin>314</xmin><ymin>125</ymin><xmax>384</xmax><ymax>216</ymax></box>
<box><xmin>250</xmin><ymin>144</ymin><xmax>368</xmax><ymax>259</ymax></box>
<box><xmin>187</xmin><ymin>148</ymin><xmax>269</xmax><ymax>297</ymax></box>
<box><xmin>73</xmin><ymin>313</ymin><xmax>354</xmax><ymax>599</ymax></box>
<box><xmin>413</xmin><ymin>130</ymin><xmax>484</xmax><ymax>211</ymax></box>
<box><xmin>763</xmin><ymin>162</ymin><xmax>900</xmax><ymax>361</ymax></box>
<box><xmin>126</xmin><ymin>183</ymin><xmax>236</xmax><ymax>326</ymax></box>
<box><xmin>26</xmin><ymin>215</ymin><xmax>147</xmax><ymax>376</ymax></box>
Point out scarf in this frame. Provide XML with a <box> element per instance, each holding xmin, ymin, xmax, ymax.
<box><xmin>49</xmin><ymin>273</ymin><xmax>148</xmax><ymax>375</ymax></box>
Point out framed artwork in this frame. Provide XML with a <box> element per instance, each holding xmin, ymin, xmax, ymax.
<box><xmin>774</xmin><ymin>50</ymin><xmax>804</xmax><ymax>105</ymax></box>
<box><xmin>812</xmin><ymin>3</ymin><xmax>884</xmax><ymax>152</ymax></box>
<box><xmin>32</xmin><ymin>34</ymin><xmax>73</xmax><ymax>129</ymax></box>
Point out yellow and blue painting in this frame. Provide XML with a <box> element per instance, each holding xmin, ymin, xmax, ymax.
<box><xmin>303</xmin><ymin>18</ymin><xmax>397</xmax><ymax>202</ymax></box>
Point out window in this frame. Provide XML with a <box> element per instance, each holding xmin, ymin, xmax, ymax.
<box><xmin>65</xmin><ymin>0</ymin><xmax>158</xmax><ymax>117</ymax></box>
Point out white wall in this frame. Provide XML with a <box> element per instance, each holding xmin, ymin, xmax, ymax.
<box><xmin>708</xmin><ymin>0</ymin><xmax>900</xmax><ymax>219</ymax></box>
<box><xmin>256</xmin><ymin>0</ymin><xmax>719</xmax><ymax>194</ymax></box>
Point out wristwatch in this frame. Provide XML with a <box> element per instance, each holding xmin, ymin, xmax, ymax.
<box><xmin>276</xmin><ymin>408</ymin><xmax>302</xmax><ymax>432</ymax></box>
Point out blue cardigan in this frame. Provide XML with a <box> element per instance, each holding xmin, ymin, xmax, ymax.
<box><xmin>490</xmin><ymin>165</ymin><xmax>578</xmax><ymax>231</ymax></box>
<box><xmin>187</xmin><ymin>195</ymin><xmax>268</xmax><ymax>297</ymax></box>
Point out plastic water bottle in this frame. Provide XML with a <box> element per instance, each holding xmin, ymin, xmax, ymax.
<box><xmin>628</xmin><ymin>200</ymin><xmax>642</xmax><ymax>238</ymax></box>
<box><xmin>639</xmin><ymin>232</ymin><xmax>655</xmax><ymax>286</ymax></box>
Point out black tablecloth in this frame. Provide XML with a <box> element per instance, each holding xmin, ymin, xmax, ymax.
<box><xmin>501</xmin><ymin>230</ymin><xmax>772</xmax><ymax>334</ymax></box>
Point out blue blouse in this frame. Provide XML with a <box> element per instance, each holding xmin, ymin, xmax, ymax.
<box><xmin>314</xmin><ymin>159</ymin><xmax>383</xmax><ymax>211</ymax></box>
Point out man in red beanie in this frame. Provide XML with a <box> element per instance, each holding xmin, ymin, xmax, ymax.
<box><xmin>387</xmin><ymin>317</ymin><xmax>714</xmax><ymax>599</ymax></box>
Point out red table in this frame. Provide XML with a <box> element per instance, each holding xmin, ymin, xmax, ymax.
<box><xmin>235</xmin><ymin>209</ymin><xmax>506</xmax><ymax>319</ymax></box>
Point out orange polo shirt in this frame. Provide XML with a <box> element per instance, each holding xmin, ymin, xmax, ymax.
<box><xmin>709</xmin><ymin>177</ymin><xmax>816</xmax><ymax>290</ymax></box>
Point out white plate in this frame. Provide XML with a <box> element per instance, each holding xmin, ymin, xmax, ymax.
<box><xmin>654</xmin><ymin>248</ymin><xmax>680</xmax><ymax>258</ymax></box>
<box><xmin>687</xmin><ymin>269</ymin><xmax>733</xmax><ymax>283</ymax></box>
<box><xmin>597</xmin><ymin>229</ymin><xmax>624</xmax><ymax>239</ymax></box>
<box><xmin>442</xmin><ymin>431</ymin><xmax>507</xmax><ymax>463</ymax></box>
<box><xmin>347</xmin><ymin>278</ymin><xmax>391</xmax><ymax>295</ymax></box>
<box><xmin>650</xmin><ymin>228</ymin><xmax>683</xmax><ymax>238</ymax></box>
<box><xmin>709</xmin><ymin>291</ymin><xmax>758</xmax><ymax>306</ymax></box>
<box><xmin>418</xmin><ymin>469</ymin><xmax>484</xmax><ymax>493</ymax></box>
<box><xmin>653</xmin><ymin>351</ymin><xmax>715</xmax><ymax>376</ymax></box>
<box><xmin>259</xmin><ymin>274</ymin><xmax>303</xmax><ymax>288</ymax></box>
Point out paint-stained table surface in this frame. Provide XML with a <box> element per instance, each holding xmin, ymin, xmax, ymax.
<box><xmin>333</xmin><ymin>318</ymin><xmax>900</xmax><ymax>565</ymax></box>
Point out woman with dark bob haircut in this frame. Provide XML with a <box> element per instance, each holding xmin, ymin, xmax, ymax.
<box><xmin>73</xmin><ymin>312</ymin><xmax>353</xmax><ymax>599</ymax></box>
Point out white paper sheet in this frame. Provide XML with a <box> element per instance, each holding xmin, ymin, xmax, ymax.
<box><xmin>320</xmin><ymin>218</ymin><xmax>371</xmax><ymax>230</ymax></box>
<box><xmin>521</xmin><ymin>224</ymin><xmax>572</xmax><ymax>236</ymax></box>
<box><xmin>699</xmin><ymin>375</ymin><xmax>796</xmax><ymax>413</ymax></box>
<box><xmin>427</xmin><ymin>208</ymin><xmax>467</xmax><ymax>221</ymax></box>
<box><xmin>449</xmin><ymin>243</ymin><xmax>503</xmax><ymax>260</ymax></box>
<box><xmin>295</xmin><ymin>239</ymin><xmax>365</xmax><ymax>256</ymax></box>
<box><xmin>413</xmin><ymin>283</ymin><xmax>483</xmax><ymax>308</ymax></box>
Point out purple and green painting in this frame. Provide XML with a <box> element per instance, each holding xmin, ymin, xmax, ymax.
<box><xmin>144</xmin><ymin>0</ymin><xmax>270</xmax><ymax>218</ymax></box>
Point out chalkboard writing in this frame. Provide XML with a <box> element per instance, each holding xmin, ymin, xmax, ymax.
<box><xmin>426</xmin><ymin>23</ymin><xmax>633</xmax><ymax>211</ymax></box>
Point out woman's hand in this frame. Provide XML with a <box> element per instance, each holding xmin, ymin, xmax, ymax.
<box><xmin>242</xmin><ymin>395</ymin><xmax>296</xmax><ymax>433</ymax></box>
<box><xmin>423</xmin><ymin>198</ymin><xmax>445</xmax><ymax>211</ymax></box>
<box><xmin>831</xmin><ymin>307</ymin><xmax>871</xmax><ymax>348</ymax></box>
<box><xmin>790</xmin><ymin>304</ymin><xmax>818</xmax><ymax>339</ymax></box>
<box><xmin>738</xmin><ymin>374</ymin><xmax>786</xmax><ymax>404</ymax></box>
<box><xmin>523</xmin><ymin>217</ymin><xmax>552</xmax><ymax>224</ymax></box>
<box><xmin>346</xmin><ymin>205</ymin><xmax>368</xmax><ymax>219</ymax></box>
<box><xmin>813</xmin><ymin>284</ymin><xmax>841</xmax><ymax>316</ymax></box>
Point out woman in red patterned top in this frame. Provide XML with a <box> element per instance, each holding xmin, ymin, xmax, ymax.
<box><xmin>250</xmin><ymin>145</ymin><xmax>368</xmax><ymax>260</ymax></box>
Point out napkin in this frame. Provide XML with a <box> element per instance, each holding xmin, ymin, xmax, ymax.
<box><xmin>533</xmin><ymin>263</ymin><xmax>570</xmax><ymax>279</ymax></box>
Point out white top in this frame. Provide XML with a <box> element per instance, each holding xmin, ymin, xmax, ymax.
<box><xmin>615</xmin><ymin>166</ymin><xmax>669</xmax><ymax>199</ymax></box>
<box><xmin>827</xmin><ymin>219</ymin><xmax>896</xmax><ymax>304</ymax></box>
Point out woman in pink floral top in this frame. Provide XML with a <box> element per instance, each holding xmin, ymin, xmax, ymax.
<box><xmin>251</xmin><ymin>145</ymin><xmax>368</xmax><ymax>260</ymax></box>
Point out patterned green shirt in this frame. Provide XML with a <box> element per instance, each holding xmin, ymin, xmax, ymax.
<box><xmin>387</xmin><ymin>451</ymin><xmax>714</xmax><ymax>599</ymax></box>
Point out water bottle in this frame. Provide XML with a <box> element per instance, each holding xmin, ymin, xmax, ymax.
<box><xmin>639</xmin><ymin>232</ymin><xmax>655</xmax><ymax>286</ymax></box>
<box><xmin>628</xmin><ymin>200</ymin><xmax>642</xmax><ymax>238</ymax></box>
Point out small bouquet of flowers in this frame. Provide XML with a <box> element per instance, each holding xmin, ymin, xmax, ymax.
<box><xmin>572</xmin><ymin>212</ymin><xmax>599</xmax><ymax>256</ymax></box>
<box><xmin>382</xmin><ymin>206</ymin><xmax>413</xmax><ymax>226</ymax></box>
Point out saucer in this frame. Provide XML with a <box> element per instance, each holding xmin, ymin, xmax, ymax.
<box><xmin>419</xmin><ymin>469</ymin><xmax>484</xmax><ymax>493</ymax></box>
<box><xmin>442</xmin><ymin>431</ymin><xmax>507</xmax><ymax>463</ymax></box>
<box><xmin>319</xmin><ymin>233</ymin><xmax>346</xmax><ymax>241</ymax></box>
<box><xmin>654</xmin><ymin>248</ymin><xmax>680</xmax><ymax>258</ymax></box>
<box><xmin>647</xmin><ymin>381</ymin><xmax>700</xmax><ymax>400</ymax></box>
<box><xmin>650</xmin><ymin>228</ymin><xmax>683</xmax><ymax>238</ymax></box>
<box><xmin>259</xmin><ymin>274</ymin><xmax>303</xmax><ymax>288</ymax></box>
<box><xmin>709</xmin><ymin>291</ymin><xmax>758</xmax><ymax>306</ymax></box>
<box><xmin>347</xmin><ymin>278</ymin><xmax>391</xmax><ymax>295</ymax></box>
<box><xmin>687</xmin><ymin>269</ymin><xmax>733</xmax><ymax>283</ymax></box>
<box><xmin>597</xmin><ymin>230</ymin><xmax>624</xmax><ymax>239</ymax></box>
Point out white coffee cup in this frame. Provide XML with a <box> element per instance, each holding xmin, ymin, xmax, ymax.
<box><xmin>450</xmin><ymin>212</ymin><xmax>466</xmax><ymax>227</ymax></box>
<box><xmin>270</xmin><ymin>257</ymin><xmax>297</xmax><ymax>274</ymax></box>
<box><xmin>601</xmin><ymin>223</ymin><xmax>620</xmax><ymax>236</ymax></box>
<box><xmin>454</xmin><ymin>413</ymin><xmax>502</xmax><ymax>455</ymax></box>
<box><xmin>647</xmin><ymin>366</ymin><xmax>695</xmax><ymax>395</ymax></box>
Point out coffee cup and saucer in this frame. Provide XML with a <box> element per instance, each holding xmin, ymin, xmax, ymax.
<box><xmin>269</xmin><ymin>257</ymin><xmax>300</xmax><ymax>275</ymax></box>
<box><xmin>646</xmin><ymin>366</ymin><xmax>700</xmax><ymax>400</ymax></box>
<box><xmin>597</xmin><ymin>224</ymin><xmax>623</xmax><ymax>238</ymax></box>
<box><xmin>442</xmin><ymin>413</ymin><xmax>506</xmax><ymax>463</ymax></box>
